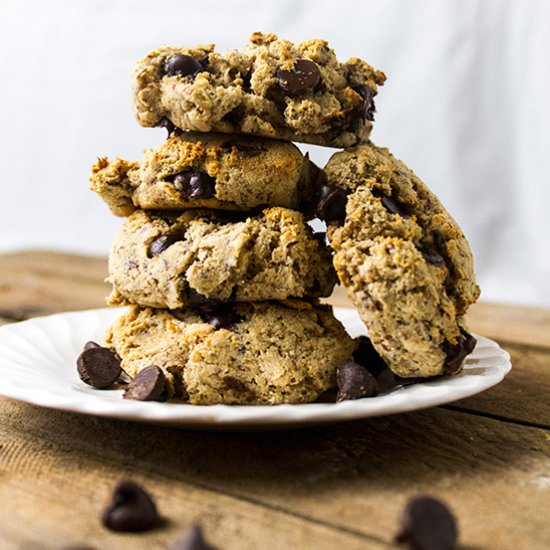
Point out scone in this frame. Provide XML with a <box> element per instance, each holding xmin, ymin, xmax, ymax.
<box><xmin>108</xmin><ymin>208</ymin><xmax>336</xmax><ymax>309</ymax></box>
<box><xmin>132</xmin><ymin>32</ymin><xmax>386</xmax><ymax>147</ymax></box>
<box><xmin>90</xmin><ymin>132</ymin><xmax>318</xmax><ymax>216</ymax></box>
<box><xmin>321</xmin><ymin>143</ymin><xmax>480</xmax><ymax>378</ymax></box>
<box><xmin>105</xmin><ymin>302</ymin><xmax>356</xmax><ymax>405</ymax></box>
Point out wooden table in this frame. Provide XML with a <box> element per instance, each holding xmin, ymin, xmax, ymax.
<box><xmin>0</xmin><ymin>251</ymin><xmax>548</xmax><ymax>550</ymax></box>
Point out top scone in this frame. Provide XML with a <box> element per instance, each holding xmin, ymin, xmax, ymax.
<box><xmin>132</xmin><ymin>32</ymin><xmax>386</xmax><ymax>147</ymax></box>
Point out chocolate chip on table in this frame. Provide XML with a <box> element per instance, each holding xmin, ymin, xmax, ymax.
<box><xmin>171</xmin><ymin>524</ymin><xmax>219</xmax><ymax>550</ymax></box>
<box><xmin>395</xmin><ymin>495</ymin><xmax>458</xmax><ymax>550</ymax></box>
<box><xmin>173</xmin><ymin>170</ymin><xmax>216</xmax><ymax>199</ymax></box>
<box><xmin>442</xmin><ymin>329</ymin><xmax>477</xmax><ymax>374</ymax></box>
<box><xmin>123</xmin><ymin>366</ymin><xmax>169</xmax><ymax>402</ymax></box>
<box><xmin>77</xmin><ymin>346</ymin><xmax>121</xmax><ymax>389</ymax></box>
<box><xmin>163</xmin><ymin>54</ymin><xmax>203</xmax><ymax>77</ymax></box>
<box><xmin>352</xmin><ymin>84</ymin><xmax>376</xmax><ymax>121</ymax></box>
<box><xmin>420</xmin><ymin>247</ymin><xmax>445</xmax><ymax>267</ymax></box>
<box><xmin>336</xmin><ymin>362</ymin><xmax>378</xmax><ymax>402</ymax></box>
<box><xmin>315</xmin><ymin>184</ymin><xmax>347</xmax><ymax>223</ymax></box>
<box><xmin>102</xmin><ymin>481</ymin><xmax>160</xmax><ymax>532</ymax></box>
<box><xmin>276</xmin><ymin>59</ymin><xmax>321</xmax><ymax>95</ymax></box>
<box><xmin>148</xmin><ymin>229</ymin><xmax>187</xmax><ymax>257</ymax></box>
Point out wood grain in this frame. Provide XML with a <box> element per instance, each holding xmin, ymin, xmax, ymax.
<box><xmin>1</xmin><ymin>251</ymin><xmax>550</xmax><ymax>549</ymax></box>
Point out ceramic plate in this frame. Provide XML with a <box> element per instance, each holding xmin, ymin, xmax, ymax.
<box><xmin>0</xmin><ymin>307</ymin><xmax>511</xmax><ymax>428</ymax></box>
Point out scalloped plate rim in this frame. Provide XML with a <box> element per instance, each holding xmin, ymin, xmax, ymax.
<box><xmin>0</xmin><ymin>307</ymin><xmax>511</xmax><ymax>427</ymax></box>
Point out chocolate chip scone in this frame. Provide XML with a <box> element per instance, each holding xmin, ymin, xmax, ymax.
<box><xmin>322</xmin><ymin>143</ymin><xmax>480</xmax><ymax>378</ymax></box>
<box><xmin>108</xmin><ymin>207</ymin><xmax>335</xmax><ymax>309</ymax></box>
<box><xmin>132</xmin><ymin>32</ymin><xmax>386</xmax><ymax>147</ymax></box>
<box><xmin>90</xmin><ymin>132</ymin><xmax>317</xmax><ymax>217</ymax></box>
<box><xmin>105</xmin><ymin>302</ymin><xmax>355</xmax><ymax>405</ymax></box>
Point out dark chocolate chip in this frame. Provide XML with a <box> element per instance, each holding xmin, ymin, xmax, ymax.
<box><xmin>184</xmin><ymin>286</ymin><xmax>211</xmax><ymax>307</ymax></box>
<box><xmin>376</xmin><ymin>367</ymin><xmax>399</xmax><ymax>393</ymax></box>
<box><xmin>157</xmin><ymin>117</ymin><xmax>176</xmax><ymax>138</ymax></box>
<box><xmin>442</xmin><ymin>329</ymin><xmax>477</xmax><ymax>374</ymax></box>
<box><xmin>148</xmin><ymin>229</ymin><xmax>187</xmax><ymax>257</ymax></box>
<box><xmin>171</xmin><ymin>524</ymin><xmax>219</xmax><ymax>550</ymax></box>
<box><xmin>420</xmin><ymin>247</ymin><xmax>445</xmax><ymax>267</ymax></box>
<box><xmin>102</xmin><ymin>481</ymin><xmax>160</xmax><ymax>532</ymax></box>
<box><xmin>395</xmin><ymin>495</ymin><xmax>458</xmax><ymax>550</ymax></box>
<box><xmin>353</xmin><ymin>336</ymin><xmax>387</xmax><ymax>377</ymax></box>
<box><xmin>276</xmin><ymin>59</ymin><xmax>321</xmax><ymax>95</ymax></box>
<box><xmin>77</xmin><ymin>347</ymin><xmax>121</xmax><ymax>389</ymax></box>
<box><xmin>198</xmin><ymin>305</ymin><xmax>241</xmax><ymax>330</ymax></box>
<box><xmin>163</xmin><ymin>54</ymin><xmax>203</xmax><ymax>77</ymax></box>
<box><xmin>173</xmin><ymin>171</ymin><xmax>216</xmax><ymax>199</ymax></box>
<box><xmin>83</xmin><ymin>340</ymin><xmax>101</xmax><ymax>351</ymax></box>
<box><xmin>336</xmin><ymin>362</ymin><xmax>378</xmax><ymax>402</ymax></box>
<box><xmin>373</xmin><ymin>190</ymin><xmax>410</xmax><ymax>218</ymax></box>
<box><xmin>353</xmin><ymin>84</ymin><xmax>376</xmax><ymax>121</ymax></box>
<box><xmin>123</xmin><ymin>366</ymin><xmax>169</xmax><ymax>402</ymax></box>
<box><xmin>315</xmin><ymin>184</ymin><xmax>347</xmax><ymax>223</ymax></box>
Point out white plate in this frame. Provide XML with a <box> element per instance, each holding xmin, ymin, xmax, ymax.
<box><xmin>0</xmin><ymin>307</ymin><xmax>511</xmax><ymax>428</ymax></box>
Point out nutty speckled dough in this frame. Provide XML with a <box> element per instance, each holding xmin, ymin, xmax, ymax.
<box><xmin>105</xmin><ymin>303</ymin><xmax>355</xmax><ymax>405</ymax></box>
<box><xmin>90</xmin><ymin>132</ymin><xmax>316</xmax><ymax>216</ymax></box>
<box><xmin>108</xmin><ymin>208</ymin><xmax>336</xmax><ymax>309</ymax></box>
<box><xmin>132</xmin><ymin>32</ymin><xmax>385</xmax><ymax>147</ymax></box>
<box><xmin>325</xmin><ymin>143</ymin><xmax>480</xmax><ymax>378</ymax></box>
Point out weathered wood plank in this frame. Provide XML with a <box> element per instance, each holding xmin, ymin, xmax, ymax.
<box><xmin>1</xmin><ymin>399</ymin><xmax>549</xmax><ymax>549</ymax></box>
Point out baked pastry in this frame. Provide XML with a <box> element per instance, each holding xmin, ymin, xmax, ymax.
<box><xmin>108</xmin><ymin>208</ymin><xmax>336</xmax><ymax>309</ymax></box>
<box><xmin>132</xmin><ymin>32</ymin><xmax>386</xmax><ymax>147</ymax></box>
<box><xmin>90</xmin><ymin>132</ymin><xmax>317</xmax><ymax>216</ymax></box>
<box><xmin>105</xmin><ymin>302</ymin><xmax>355</xmax><ymax>405</ymax></box>
<box><xmin>321</xmin><ymin>143</ymin><xmax>480</xmax><ymax>378</ymax></box>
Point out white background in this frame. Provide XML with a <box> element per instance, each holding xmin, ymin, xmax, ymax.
<box><xmin>0</xmin><ymin>0</ymin><xmax>548</xmax><ymax>306</ymax></box>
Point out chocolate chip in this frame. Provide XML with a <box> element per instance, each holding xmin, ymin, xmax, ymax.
<box><xmin>148</xmin><ymin>229</ymin><xmax>187</xmax><ymax>257</ymax></box>
<box><xmin>373</xmin><ymin>190</ymin><xmax>410</xmax><ymax>218</ymax></box>
<box><xmin>315</xmin><ymin>184</ymin><xmax>347</xmax><ymax>223</ymax></box>
<box><xmin>198</xmin><ymin>305</ymin><xmax>241</xmax><ymax>330</ymax></box>
<box><xmin>353</xmin><ymin>336</ymin><xmax>387</xmax><ymax>377</ymax></box>
<box><xmin>163</xmin><ymin>54</ymin><xmax>203</xmax><ymax>77</ymax></box>
<box><xmin>395</xmin><ymin>496</ymin><xmax>458</xmax><ymax>550</ymax></box>
<box><xmin>184</xmin><ymin>286</ymin><xmax>211</xmax><ymax>306</ymax></box>
<box><xmin>171</xmin><ymin>524</ymin><xmax>219</xmax><ymax>550</ymax></box>
<box><xmin>377</xmin><ymin>367</ymin><xmax>399</xmax><ymax>393</ymax></box>
<box><xmin>77</xmin><ymin>347</ymin><xmax>121</xmax><ymax>389</ymax></box>
<box><xmin>157</xmin><ymin>117</ymin><xmax>176</xmax><ymax>137</ymax></box>
<box><xmin>276</xmin><ymin>59</ymin><xmax>321</xmax><ymax>95</ymax></box>
<box><xmin>353</xmin><ymin>84</ymin><xmax>376</xmax><ymax>121</ymax></box>
<box><xmin>443</xmin><ymin>329</ymin><xmax>477</xmax><ymax>374</ymax></box>
<box><xmin>173</xmin><ymin>171</ymin><xmax>216</xmax><ymax>199</ymax></box>
<box><xmin>420</xmin><ymin>247</ymin><xmax>445</xmax><ymax>267</ymax></box>
<box><xmin>336</xmin><ymin>362</ymin><xmax>378</xmax><ymax>402</ymax></box>
<box><xmin>102</xmin><ymin>481</ymin><xmax>160</xmax><ymax>532</ymax></box>
<box><xmin>123</xmin><ymin>366</ymin><xmax>169</xmax><ymax>402</ymax></box>
<box><xmin>83</xmin><ymin>340</ymin><xmax>101</xmax><ymax>351</ymax></box>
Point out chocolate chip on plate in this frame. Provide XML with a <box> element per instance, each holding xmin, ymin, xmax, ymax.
<box><xmin>148</xmin><ymin>229</ymin><xmax>187</xmax><ymax>257</ymax></box>
<box><xmin>163</xmin><ymin>54</ymin><xmax>203</xmax><ymax>77</ymax></box>
<box><xmin>173</xmin><ymin>170</ymin><xmax>216</xmax><ymax>199</ymax></box>
<box><xmin>442</xmin><ymin>329</ymin><xmax>477</xmax><ymax>374</ymax></box>
<box><xmin>171</xmin><ymin>524</ymin><xmax>219</xmax><ymax>550</ymax></box>
<box><xmin>77</xmin><ymin>346</ymin><xmax>121</xmax><ymax>389</ymax></box>
<box><xmin>123</xmin><ymin>366</ymin><xmax>169</xmax><ymax>402</ymax></box>
<box><xmin>102</xmin><ymin>481</ymin><xmax>160</xmax><ymax>532</ymax></box>
<box><xmin>336</xmin><ymin>362</ymin><xmax>378</xmax><ymax>402</ymax></box>
<box><xmin>395</xmin><ymin>495</ymin><xmax>458</xmax><ymax>550</ymax></box>
<box><xmin>315</xmin><ymin>184</ymin><xmax>347</xmax><ymax>223</ymax></box>
<box><xmin>276</xmin><ymin>59</ymin><xmax>321</xmax><ymax>95</ymax></box>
